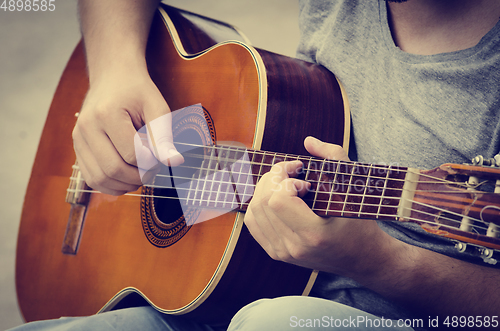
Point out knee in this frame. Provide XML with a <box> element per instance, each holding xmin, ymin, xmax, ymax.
<box><xmin>228</xmin><ymin>296</ymin><xmax>335</xmax><ymax>330</ymax></box>
<box><xmin>227</xmin><ymin>297</ymin><xmax>415</xmax><ymax>331</ymax></box>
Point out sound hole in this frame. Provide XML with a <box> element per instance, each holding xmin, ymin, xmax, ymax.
<box><xmin>141</xmin><ymin>104</ymin><xmax>216</xmax><ymax>248</ymax></box>
<box><xmin>153</xmin><ymin>129</ymin><xmax>206</xmax><ymax>226</ymax></box>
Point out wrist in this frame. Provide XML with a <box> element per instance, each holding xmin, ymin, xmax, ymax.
<box><xmin>344</xmin><ymin>229</ymin><xmax>419</xmax><ymax>287</ymax></box>
<box><xmin>86</xmin><ymin>49</ymin><xmax>149</xmax><ymax>87</ymax></box>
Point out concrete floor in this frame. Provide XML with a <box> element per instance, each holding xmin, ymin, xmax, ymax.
<box><xmin>0</xmin><ymin>1</ymin><xmax>299</xmax><ymax>329</ymax></box>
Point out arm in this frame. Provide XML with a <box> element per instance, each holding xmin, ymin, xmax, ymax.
<box><xmin>78</xmin><ymin>0</ymin><xmax>159</xmax><ymax>84</ymax></box>
<box><xmin>246</xmin><ymin>136</ymin><xmax>500</xmax><ymax>319</ymax></box>
<box><xmin>73</xmin><ymin>0</ymin><xmax>183</xmax><ymax>195</ymax></box>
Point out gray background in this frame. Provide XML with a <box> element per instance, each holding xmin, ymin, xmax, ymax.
<box><xmin>0</xmin><ymin>0</ymin><xmax>299</xmax><ymax>329</ymax></box>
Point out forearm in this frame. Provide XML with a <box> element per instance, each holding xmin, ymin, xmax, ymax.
<box><xmin>77</xmin><ymin>0</ymin><xmax>161</xmax><ymax>84</ymax></box>
<box><xmin>353</xmin><ymin>237</ymin><xmax>500</xmax><ymax>317</ymax></box>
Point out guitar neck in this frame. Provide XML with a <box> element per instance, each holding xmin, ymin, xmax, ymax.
<box><xmin>180</xmin><ymin>144</ymin><xmax>409</xmax><ymax>221</ymax></box>
<box><xmin>174</xmin><ymin>144</ymin><xmax>500</xmax><ymax>252</ymax></box>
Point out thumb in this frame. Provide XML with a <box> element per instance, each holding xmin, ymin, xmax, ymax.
<box><xmin>144</xmin><ymin>103</ymin><xmax>184</xmax><ymax>167</ymax></box>
<box><xmin>304</xmin><ymin>136</ymin><xmax>349</xmax><ymax>161</ymax></box>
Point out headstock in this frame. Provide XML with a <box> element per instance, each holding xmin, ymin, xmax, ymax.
<box><xmin>403</xmin><ymin>154</ymin><xmax>500</xmax><ymax>265</ymax></box>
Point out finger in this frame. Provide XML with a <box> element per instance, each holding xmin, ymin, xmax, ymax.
<box><xmin>304</xmin><ymin>136</ymin><xmax>349</xmax><ymax>161</ymax></box>
<box><xmin>281</xmin><ymin>160</ymin><xmax>304</xmax><ymax>178</ymax></box>
<box><xmin>134</xmin><ymin>129</ymin><xmax>160</xmax><ymax>183</ymax></box>
<box><xmin>79</xmin><ymin>93</ymin><xmax>142</xmax><ymax>168</ymax></box>
<box><xmin>74</xmin><ymin>124</ymin><xmax>143</xmax><ymax>192</ymax></box>
<box><xmin>246</xmin><ymin>168</ymin><xmax>291</xmax><ymax>257</ymax></box>
<box><xmin>143</xmin><ymin>96</ymin><xmax>184</xmax><ymax>167</ymax></box>
<box><xmin>246</xmin><ymin>163</ymin><xmax>309</xmax><ymax>260</ymax></box>
<box><xmin>105</xmin><ymin>110</ymin><xmax>144</xmax><ymax>167</ymax></box>
<box><xmin>243</xmin><ymin>207</ymin><xmax>280</xmax><ymax>260</ymax></box>
<box><xmin>74</xmin><ymin>140</ymin><xmax>139</xmax><ymax>195</ymax></box>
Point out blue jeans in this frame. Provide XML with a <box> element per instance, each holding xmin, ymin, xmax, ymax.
<box><xmin>10</xmin><ymin>296</ymin><xmax>415</xmax><ymax>330</ymax></box>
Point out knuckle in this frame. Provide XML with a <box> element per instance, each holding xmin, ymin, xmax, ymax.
<box><xmin>287</xmin><ymin>244</ymin><xmax>308</xmax><ymax>261</ymax></box>
<box><xmin>303</xmin><ymin>231</ymin><xmax>328</xmax><ymax>250</ymax></box>
<box><xmin>267</xmin><ymin>194</ymin><xmax>286</xmax><ymax>213</ymax></box>
<box><xmin>268</xmin><ymin>252</ymin><xmax>282</xmax><ymax>261</ymax></box>
<box><xmin>102</xmin><ymin>160</ymin><xmax>125</xmax><ymax>180</ymax></box>
<box><xmin>83</xmin><ymin>175</ymin><xmax>99</xmax><ymax>191</ymax></box>
<box><xmin>274</xmin><ymin>248</ymin><xmax>295</xmax><ymax>263</ymax></box>
<box><xmin>74</xmin><ymin>112</ymin><xmax>96</xmax><ymax>137</ymax></box>
<box><xmin>92</xmin><ymin>103</ymin><xmax>113</xmax><ymax>121</ymax></box>
<box><xmin>121</xmin><ymin>149</ymin><xmax>137</xmax><ymax>166</ymax></box>
<box><xmin>89</xmin><ymin>171</ymin><xmax>108</xmax><ymax>189</ymax></box>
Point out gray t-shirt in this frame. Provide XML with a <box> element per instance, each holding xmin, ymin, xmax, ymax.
<box><xmin>296</xmin><ymin>0</ymin><xmax>500</xmax><ymax>324</ymax></box>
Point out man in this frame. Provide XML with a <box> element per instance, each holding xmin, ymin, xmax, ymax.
<box><xmin>11</xmin><ymin>0</ymin><xmax>500</xmax><ymax>330</ymax></box>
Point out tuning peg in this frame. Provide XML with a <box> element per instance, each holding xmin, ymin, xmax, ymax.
<box><xmin>471</xmin><ymin>154</ymin><xmax>500</xmax><ymax>167</ymax></box>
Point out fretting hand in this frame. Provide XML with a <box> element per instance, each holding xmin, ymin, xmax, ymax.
<box><xmin>244</xmin><ymin>136</ymin><xmax>406</xmax><ymax>276</ymax></box>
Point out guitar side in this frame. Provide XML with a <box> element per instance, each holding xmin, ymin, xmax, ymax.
<box><xmin>15</xmin><ymin>5</ymin><xmax>349</xmax><ymax>326</ymax></box>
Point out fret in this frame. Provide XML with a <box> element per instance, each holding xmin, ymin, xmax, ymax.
<box><xmin>213</xmin><ymin>146</ymin><xmax>226</xmax><ymax>208</ymax></box>
<box><xmin>186</xmin><ymin>170</ymin><xmax>196</xmax><ymax>206</ymax></box>
<box><xmin>216</xmin><ymin>146</ymin><xmax>228</xmax><ymax>209</ymax></box>
<box><xmin>259</xmin><ymin>151</ymin><xmax>273</xmax><ymax>178</ymax></box>
<box><xmin>245</xmin><ymin>150</ymin><xmax>257</xmax><ymax>205</ymax></box>
<box><xmin>221</xmin><ymin>146</ymin><xmax>236</xmax><ymax>209</ymax></box>
<box><xmin>230</xmin><ymin>147</ymin><xmax>253</xmax><ymax>208</ymax></box>
<box><xmin>205</xmin><ymin>145</ymin><xmax>218</xmax><ymax>207</ymax></box>
<box><xmin>303</xmin><ymin>158</ymin><xmax>337</xmax><ymax>216</ymax></box>
<box><xmin>243</xmin><ymin>150</ymin><xmax>258</xmax><ymax>203</ymax></box>
<box><xmin>358</xmin><ymin>164</ymin><xmax>386</xmax><ymax>219</ymax></box>
<box><xmin>191</xmin><ymin>165</ymin><xmax>201</xmax><ymax>206</ymax></box>
<box><xmin>341</xmin><ymin>163</ymin><xmax>356</xmax><ymax>217</ymax></box>
<box><xmin>325</xmin><ymin>160</ymin><xmax>340</xmax><ymax>216</ymax></box>
<box><xmin>258</xmin><ymin>151</ymin><xmax>268</xmax><ymax>181</ymax></box>
<box><xmin>271</xmin><ymin>151</ymin><xmax>279</xmax><ymax>166</ymax></box>
<box><xmin>358</xmin><ymin>164</ymin><xmax>373</xmax><ymax>217</ymax></box>
<box><xmin>311</xmin><ymin>159</ymin><xmax>327</xmax><ymax>214</ymax></box>
<box><xmin>233</xmin><ymin>150</ymin><xmax>258</xmax><ymax>211</ymax></box>
<box><xmin>376</xmin><ymin>165</ymin><xmax>392</xmax><ymax>219</ymax></box>
<box><xmin>178</xmin><ymin>145</ymin><xmax>408</xmax><ymax>222</ymax></box>
<box><xmin>194</xmin><ymin>150</ymin><xmax>208</xmax><ymax>206</ymax></box>
<box><xmin>380</xmin><ymin>166</ymin><xmax>406</xmax><ymax>220</ymax></box>
<box><xmin>303</xmin><ymin>156</ymin><xmax>314</xmax><ymax>182</ymax></box>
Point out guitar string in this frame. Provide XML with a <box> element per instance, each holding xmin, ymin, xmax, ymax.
<box><xmin>69</xmin><ymin>159</ymin><xmax>484</xmax><ymax>196</ymax></box>
<box><xmin>151</xmin><ymin>172</ymin><xmax>479</xmax><ymax>195</ymax></box>
<box><xmin>70</xmin><ymin>140</ymin><xmax>484</xmax><ymax>194</ymax></box>
<box><xmin>66</xmin><ymin>188</ymin><xmax>493</xmax><ymax>237</ymax></box>
<box><xmin>67</xmin><ymin>144</ymin><xmax>498</xmax><ymax>232</ymax></box>
<box><xmin>68</xmin><ymin>168</ymin><xmax>488</xmax><ymax>201</ymax></box>
<box><xmin>67</xmin><ymin>164</ymin><xmax>494</xmax><ymax>222</ymax></box>
<box><xmin>403</xmin><ymin>198</ymin><xmax>488</xmax><ymax>233</ymax></box>
<box><xmin>138</xmin><ymin>142</ymin><xmax>496</xmax><ymax>197</ymax></box>
<box><xmin>66</xmin><ymin>186</ymin><xmax>493</xmax><ymax>233</ymax></box>
<box><xmin>68</xmin><ymin>150</ymin><xmax>493</xmax><ymax>213</ymax></box>
<box><xmin>150</xmin><ymin>152</ymin><xmax>482</xmax><ymax>193</ymax></box>
<box><xmin>169</xmin><ymin>143</ymin><xmax>480</xmax><ymax>189</ymax></box>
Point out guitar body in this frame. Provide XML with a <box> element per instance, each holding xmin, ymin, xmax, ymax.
<box><xmin>16</xmin><ymin>5</ymin><xmax>349</xmax><ymax>326</ymax></box>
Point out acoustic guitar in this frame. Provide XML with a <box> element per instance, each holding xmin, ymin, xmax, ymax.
<box><xmin>16</xmin><ymin>4</ymin><xmax>500</xmax><ymax>327</ymax></box>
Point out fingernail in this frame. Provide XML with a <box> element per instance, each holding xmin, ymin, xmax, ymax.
<box><xmin>168</xmin><ymin>149</ymin><xmax>180</xmax><ymax>157</ymax></box>
<box><xmin>309</xmin><ymin>136</ymin><xmax>321</xmax><ymax>146</ymax></box>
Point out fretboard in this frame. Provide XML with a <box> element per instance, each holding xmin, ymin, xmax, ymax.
<box><xmin>176</xmin><ymin>145</ymin><xmax>407</xmax><ymax>221</ymax></box>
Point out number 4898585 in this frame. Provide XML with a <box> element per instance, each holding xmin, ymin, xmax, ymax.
<box><xmin>1</xmin><ymin>0</ymin><xmax>56</xmax><ymax>11</ymax></box>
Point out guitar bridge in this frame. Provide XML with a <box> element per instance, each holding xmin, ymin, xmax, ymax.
<box><xmin>62</xmin><ymin>162</ymin><xmax>91</xmax><ymax>255</ymax></box>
